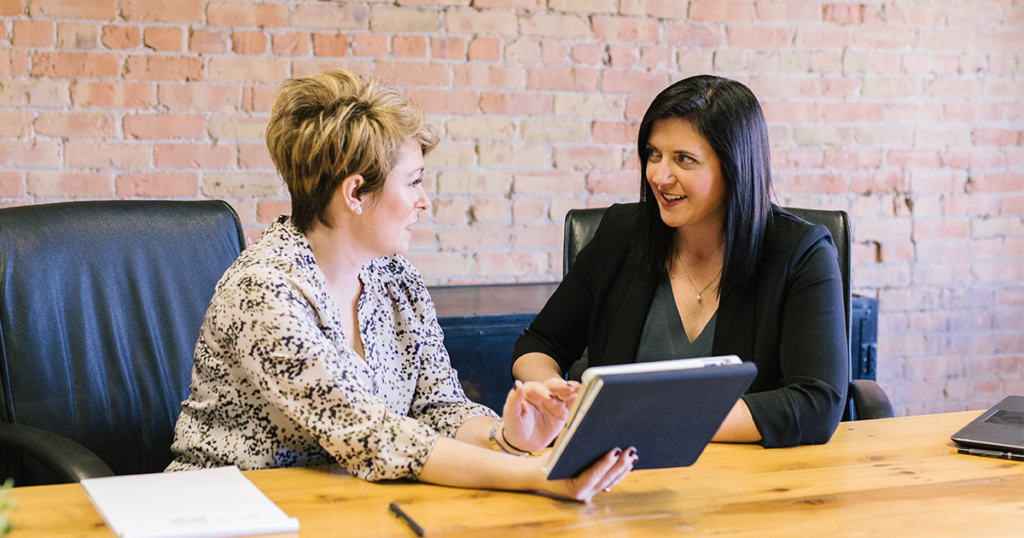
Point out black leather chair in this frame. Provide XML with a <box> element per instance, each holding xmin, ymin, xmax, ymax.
<box><xmin>562</xmin><ymin>206</ymin><xmax>894</xmax><ymax>421</ymax></box>
<box><xmin>0</xmin><ymin>200</ymin><xmax>245</xmax><ymax>485</ymax></box>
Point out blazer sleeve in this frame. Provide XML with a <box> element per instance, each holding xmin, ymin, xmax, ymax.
<box><xmin>742</xmin><ymin>226</ymin><xmax>848</xmax><ymax>448</ymax></box>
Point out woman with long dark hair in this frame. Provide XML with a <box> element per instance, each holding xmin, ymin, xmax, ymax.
<box><xmin>512</xmin><ymin>76</ymin><xmax>847</xmax><ymax>447</ymax></box>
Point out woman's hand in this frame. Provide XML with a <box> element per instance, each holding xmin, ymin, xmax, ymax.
<box><xmin>501</xmin><ymin>379</ymin><xmax>580</xmax><ymax>453</ymax></box>
<box><xmin>536</xmin><ymin>446</ymin><xmax>638</xmax><ymax>502</ymax></box>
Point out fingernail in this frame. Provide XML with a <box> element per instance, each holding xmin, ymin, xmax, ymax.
<box><xmin>612</xmin><ymin>448</ymin><xmax>623</xmax><ymax>457</ymax></box>
<box><xmin>626</xmin><ymin>447</ymin><xmax>636</xmax><ymax>457</ymax></box>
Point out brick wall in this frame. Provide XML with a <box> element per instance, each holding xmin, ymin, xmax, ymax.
<box><xmin>1</xmin><ymin>0</ymin><xmax>1021</xmax><ymax>416</ymax></box>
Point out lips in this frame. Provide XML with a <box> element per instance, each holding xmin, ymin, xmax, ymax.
<box><xmin>659</xmin><ymin>191</ymin><xmax>686</xmax><ymax>205</ymax></box>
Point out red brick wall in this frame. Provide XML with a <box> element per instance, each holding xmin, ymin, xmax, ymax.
<box><xmin>1</xmin><ymin>0</ymin><xmax>1021</xmax><ymax>416</ymax></box>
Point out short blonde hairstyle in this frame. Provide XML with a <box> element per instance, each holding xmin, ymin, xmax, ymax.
<box><xmin>266</xmin><ymin>69</ymin><xmax>439</xmax><ymax>233</ymax></box>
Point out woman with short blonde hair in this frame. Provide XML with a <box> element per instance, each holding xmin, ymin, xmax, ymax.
<box><xmin>168</xmin><ymin>70</ymin><xmax>635</xmax><ymax>502</ymax></box>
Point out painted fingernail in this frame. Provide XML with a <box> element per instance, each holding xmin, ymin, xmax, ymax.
<box><xmin>612</xmin><ymin>448</ymin><xmax>623</xmax><ymax>457</ymax></box>
<box><xmin>626</xmin><ymin>447</ymin><xmax>637</xmax><ymax>457</ymax></box>
<box><xmin>604</xmin><ymin>487</ymin><xmax>611</xmax><ymax>492</ymax></box>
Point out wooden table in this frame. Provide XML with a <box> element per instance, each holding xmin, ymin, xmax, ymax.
<box><xmin>10</xmin><ymin>411</ymin><xmax>1023</xmax><ymax>537</ymax></box>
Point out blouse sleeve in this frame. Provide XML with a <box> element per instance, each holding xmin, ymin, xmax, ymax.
<box><xmin>742</xmin><ymin>228</ymin><xmax>848</xmax><ymax>447</ymax></box>
<box><xmin>394</xmin><ymin>267</ymin><xmax>499</xmax><ymax>435</ymax></box>
<box><xmin>214</xmin><ymin>266</ymin><xmax>439</xmax><ymax>482</ymax></box>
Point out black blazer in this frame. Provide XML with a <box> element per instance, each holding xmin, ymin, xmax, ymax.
<box><xmin>513</xmin><ymin>203</ymin><xmax>847</xmax><ymax>448</ymax></box>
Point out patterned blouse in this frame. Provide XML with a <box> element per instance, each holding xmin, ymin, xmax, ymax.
<box><xmin>166</xmin><ymin>216</ymin><xmax>496</xmax><ymax>481</ymax></box>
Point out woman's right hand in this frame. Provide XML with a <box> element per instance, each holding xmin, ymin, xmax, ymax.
<box><xmin>535</xmin><ymin>446</ymin><xmax>638</xmax><ymax>502</ymax></box>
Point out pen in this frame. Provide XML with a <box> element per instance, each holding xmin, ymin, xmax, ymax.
<box><xmin>957</xmin><ymin>447</ymin><xmax>1024</xmax><ymax>462</ymax></box>
<box><xmin>389</xmin><ymin>502</ymin><xmax>426</xmax><ymax>536</ymax></box>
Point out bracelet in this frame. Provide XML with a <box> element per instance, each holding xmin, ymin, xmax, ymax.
<box><xmin>500</xmin><ymin>423</ymin><xmax>535</xmax><ymax>457</ymax></box>
<box><xmin>488</xmin><ymin>420</ymin><xmax>519</xmax><ymax>456</ymax></box>
<box><xmin>487</xmin><ymin>420</ymin><xmax>531</xmax><ymax>457</ymax></box>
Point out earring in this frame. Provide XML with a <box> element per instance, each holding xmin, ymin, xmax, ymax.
<box><xmin>355</xmin><ymin>206</ymin><xmax>362</xmax><ymax>215</ymax></box>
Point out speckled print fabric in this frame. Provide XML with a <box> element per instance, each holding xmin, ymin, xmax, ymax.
<box><xmin>166</xmin><ymin>215</ymin><xmax>496</xmax><ymax>481</ymax></box>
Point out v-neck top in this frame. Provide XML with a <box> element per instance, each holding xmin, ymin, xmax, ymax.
<box><xmin>636</xmin><ymin>273</ymin><xmax>717</xmax><ymax>362</ymax></box>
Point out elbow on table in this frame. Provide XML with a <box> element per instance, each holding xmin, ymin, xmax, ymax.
<box><xmin>752</xmin><ymin>385</ymin><xmax>846</xmax><ymax>448</ymax></box>
<box><xmin>796</xmin><ymin>388</ymin><xmax>847</xmax><ymax>446</ymax></box>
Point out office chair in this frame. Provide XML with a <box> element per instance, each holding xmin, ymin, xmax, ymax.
<box><xmin>0</xmin><ymin>200</ymin><xmax>245</xmax><ymax>485</ymax></box>
<box><xmin>562</xmin><ymin>206</ymin><xmax>894</xmax><ymax>421</ymax></box>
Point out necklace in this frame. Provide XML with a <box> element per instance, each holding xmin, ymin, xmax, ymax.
<box><xmin>683</xmin><ymin>270</ymin><xmax>719</xmax><ymax>302</ymax></box>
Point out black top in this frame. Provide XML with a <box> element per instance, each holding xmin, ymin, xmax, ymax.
<box><xmin>512</xmin><ymin>203</ymin><xmax>848</xmax><ymax>448</ymax></box>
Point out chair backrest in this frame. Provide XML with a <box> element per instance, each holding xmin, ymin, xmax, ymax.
<box><xmin>562</xmin><ymin>208</ymin><xmax>608</xmax><ymax>275</ymax></box>
<box><xmin>0</xmin><ymin>200</ymin><xmax>244</xmax><ymax>485</ymax></box>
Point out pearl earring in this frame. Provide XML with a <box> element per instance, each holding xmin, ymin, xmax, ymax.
<box><xmin>355</xmin><ymin>206</ymin><xmax>362</xmax><ymax>215</ymax></box>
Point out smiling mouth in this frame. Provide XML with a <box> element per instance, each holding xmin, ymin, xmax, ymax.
<box><xmin>661</xmin><ymin>192</ymin><xmax>686</xmax><ymax>202</ymax></box>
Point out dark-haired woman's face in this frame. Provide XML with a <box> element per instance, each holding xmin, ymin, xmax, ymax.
<box><xmin>645</xmin><ymin>117</ymin><xmax>727</xmax><ymax>233</ymax></box>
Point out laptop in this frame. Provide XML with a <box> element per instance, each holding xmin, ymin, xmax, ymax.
<box><xmin>950</xmin><ymin>395</ymin><xmax>1024</xmax><ymax>462</ymax></box>
<box><xmin>543</xmin><ymin>355</ymin><xmax>758</xmax><ymax>480</ymax></box>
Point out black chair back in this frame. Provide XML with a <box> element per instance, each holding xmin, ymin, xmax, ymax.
<box><xmin>0</xmin><ymin>200</ymin><xmax>244</xmax><ymax>485</ymax></box>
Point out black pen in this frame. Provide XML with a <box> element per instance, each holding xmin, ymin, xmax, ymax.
<box><xmin>957</xmin><ymin>447</ymin><xmax>1024</xmax><ymax>462</ymax></box>
<box><xmin>389</xmin><ymin>502</ymin><xmax>426</xmax><ymax>536</ymax></box>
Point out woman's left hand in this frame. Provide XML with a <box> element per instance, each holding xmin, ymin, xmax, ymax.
<box><xmin>501</xmin><ymin>379</ymin><xmax>580</xmax><ymax>453</ymax></box>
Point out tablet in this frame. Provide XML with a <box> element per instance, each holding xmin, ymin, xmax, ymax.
<box><xmin>543</xmin><ymin>355</ymin><xmax>757</xmax><ymax>480</ymax></box>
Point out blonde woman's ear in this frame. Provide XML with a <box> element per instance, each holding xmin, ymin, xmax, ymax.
<box><xmin>339</xmin><ymin>174</ymin><xmax>365</xmax><ymax>215</ymax></box>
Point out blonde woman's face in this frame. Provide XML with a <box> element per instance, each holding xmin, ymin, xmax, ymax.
<box><xmin>362</xmin><ymin>138</ymin><xmax>430</xmax><ymax>257</ymax></box>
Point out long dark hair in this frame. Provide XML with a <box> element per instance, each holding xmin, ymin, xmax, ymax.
<box><xmin>634</xmin><ymin>75</ymin><xmax>773</xmax><ymax>295</ymax></box>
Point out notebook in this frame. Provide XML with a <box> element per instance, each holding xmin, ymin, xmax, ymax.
<box><xmin>543</xmin><ymin>355</ymin><xmax>758</xmax><ymax>480</ymax></box>
<box><xmin>950</xmin><ymin>395</ymin><xmax>1024</xmax><ymax>461</ymax></box>
<box><xmin>81</xmin><ymin>466</ymin><xmax>300</xmax><ymax>538</ymax></box>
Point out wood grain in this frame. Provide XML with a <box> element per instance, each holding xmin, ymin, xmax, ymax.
<box><xmin>9</xmin><ymin>411</ymin><xmax>1023</xmax><ymax>537</ymax></box>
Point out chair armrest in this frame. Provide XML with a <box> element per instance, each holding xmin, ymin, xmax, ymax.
<box><xmin>849</xmin><ymin>379</ymin><xmax>895</xmax><ymax>420</ymax></box>
<box><xmin>0</xmin><ymin>423</ymin><xmax>114</xmax><ymax>483</ymax></box>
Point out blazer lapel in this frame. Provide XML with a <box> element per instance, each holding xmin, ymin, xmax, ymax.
<box><xmin>602</xmin><ymin>271</ymin><xmax>657</xmax><ymax>365</ymax></box>
<box><xmin>713</xmin><ymin>279</ymin><xmax>755</xmax><ymax>360</ymax></box>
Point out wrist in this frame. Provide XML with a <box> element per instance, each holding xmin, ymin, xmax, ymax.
<box><xmin>488</xmin><ymin>420</ymin><xmax>529</xmax><ymax>457</ymax></box>
<box><xmin>500</xmin><ymin>422</ymin><xmax>535</xmax><ymax>456</ymax></box>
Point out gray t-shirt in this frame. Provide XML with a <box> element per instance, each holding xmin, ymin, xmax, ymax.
<box><xmin>636</xmin><ymin>273</ymin><xmax>717</xmax><ymax>362</ymax></box>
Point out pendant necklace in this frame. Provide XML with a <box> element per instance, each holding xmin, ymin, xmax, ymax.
<box><xmin>683</xmin><ymin>270</ymin><xmax>719</xmax><ymax>302</ymax></box>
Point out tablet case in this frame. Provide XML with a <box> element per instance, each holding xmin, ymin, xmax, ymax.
<box><xmin>544</xmin><ymin>361</ymin><xmax>758</xmax><ymax>480</ymax></box>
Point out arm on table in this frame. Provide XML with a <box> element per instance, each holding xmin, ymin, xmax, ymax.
<box><xmin>418</xmin><ymin>436</ymin><xmax>636</xmax><ymax>502</ymax></box>
<box><xmin>712</xmin><ymin>398</ymin><xmax>762</xmax><ymax>443</ymax></box>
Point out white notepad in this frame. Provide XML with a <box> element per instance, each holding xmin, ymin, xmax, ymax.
<box><xmin>81</xmin><ymin>466</ymin><xmax>299</xmax><ymax>538</ymax></box>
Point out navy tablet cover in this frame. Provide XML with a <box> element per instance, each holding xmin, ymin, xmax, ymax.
<box><xmin>545</xmin><ymin>362</ymin><xmax>757</xmax><ymax>480</ymax></box>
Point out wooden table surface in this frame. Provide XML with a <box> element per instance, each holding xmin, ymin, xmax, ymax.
<box><xmin>10</xmin><ymin>411</ymin><xmax>1023</xmax><ymax>537</ymax></box>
